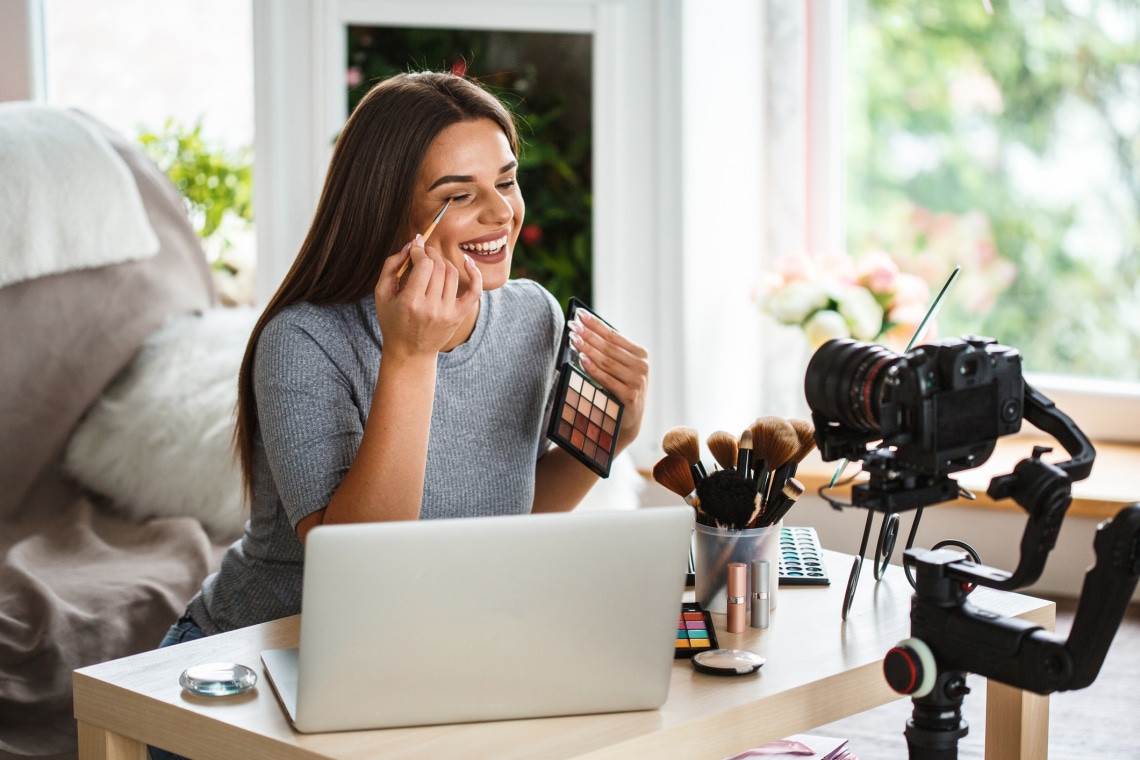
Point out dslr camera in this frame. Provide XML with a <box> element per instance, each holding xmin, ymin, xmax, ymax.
<box><xmin>805</xmin><ymin>335</ymin><xmax>1024</xmax><ymax>512</ymax></box>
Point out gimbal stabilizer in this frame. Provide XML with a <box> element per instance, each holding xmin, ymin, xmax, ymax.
<box><xmin>877</xmin><ymin>385</ymin><xmax>1140</xmax><ymax>759</ymax></box>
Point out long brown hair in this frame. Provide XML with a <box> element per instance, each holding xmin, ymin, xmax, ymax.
<box><xmin>235</xmin><ymin>72</ymin><xmax>520</xmax><ymax>499</ymax></box>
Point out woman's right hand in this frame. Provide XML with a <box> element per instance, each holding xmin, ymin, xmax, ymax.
<box><xmin>373</xmin><ymin>234</ymin><xmax>483</xmax><ymax>359</ymax></box>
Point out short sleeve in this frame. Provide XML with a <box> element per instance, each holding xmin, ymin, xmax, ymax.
<box><xmin>252</xmin><ymin>309</ymin><xmax>363</xmax><ymax>527</ymax></box>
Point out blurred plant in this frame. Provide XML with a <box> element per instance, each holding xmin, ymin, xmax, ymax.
<box><xmin>346</xmin><ymin>26</ymin><xmax>592</xmax><ymax>309</ymax></box>
<box><xmin>137</xmin><ymin>119</ymin><xmax>255</xmax><ymax>304</ymax></box>
<box><xmin>755</xmin><ymin>250</ymin><xmax>932</xmax><ymax>351</ymax></box>
<box><xmin>848</xmin><ymin>0</ymin><xmax>1140</xmax><ymax>379</ymax></box>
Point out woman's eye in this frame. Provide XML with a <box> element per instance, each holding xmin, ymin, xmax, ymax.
<box><xmin>497</xmin><ymin>178</ymin><xmax>517</xmax><ymax>191</ymax></box>
<box><xmin>449</xmin><ymin>193</ymin><xmax>473</xmax><ymax>204</ymax></box>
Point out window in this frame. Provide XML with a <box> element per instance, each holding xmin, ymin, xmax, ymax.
<box><xmin>838</xmin><ymin>0</ymin><xmax>1140</xmax><ymax>441</ymax></box>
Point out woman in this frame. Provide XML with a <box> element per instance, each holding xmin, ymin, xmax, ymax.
<box><xmin>161</xmin><ymin>72</ymin><xmax>649</xmax><ymax>644</ymax></box>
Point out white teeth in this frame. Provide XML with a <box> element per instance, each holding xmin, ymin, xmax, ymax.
<box><xmin>459</xmin><ymin>235</ymin><xmax>509</xmax><ymax>255</ymax></box>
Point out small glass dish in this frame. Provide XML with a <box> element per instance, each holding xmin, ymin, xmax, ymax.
<box><xmin>179</xmin><ymin>662</ymin><xmax>257</xmax><ymax>696</ymax></box>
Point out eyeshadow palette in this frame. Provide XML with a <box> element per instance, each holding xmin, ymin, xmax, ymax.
<box><xmin>546</xmin><ymin>298</ymin><xmax>624</xmax><ymax>477</ymax></box>
<box><xmin>778</xmin><ymin>526</ymin><xmax>830</xmax><ymax>586</ymax></box>
<box><xmin>674</xmin><ymin>602</ymin><xmax>718</xmax><ymax>658</ymax></box>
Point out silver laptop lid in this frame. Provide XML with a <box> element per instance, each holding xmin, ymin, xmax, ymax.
<box><xmin>288</xmin><ymin>506</ymin><xmax>693</xmax><ymax>733</ymax></box>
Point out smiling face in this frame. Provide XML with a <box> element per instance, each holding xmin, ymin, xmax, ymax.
<box><xmin>410</xmin><ymin>118</ymin><xmax>524</xmax><ymax>295</ymax></box>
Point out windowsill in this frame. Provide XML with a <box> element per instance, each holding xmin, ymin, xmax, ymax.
<box><xmin>794</xmin><ymin>434</ymin><xmax>1140</xmax><ymax>521</ymax></box>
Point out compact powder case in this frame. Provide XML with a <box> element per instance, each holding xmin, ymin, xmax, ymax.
<box><xmin>691</xmin><ymin>649</ymin><xmax>766</xmax><ymax>676</ymax></box>
<box><xmin>547</xmin><ymin>297</ymin><xmax>624</xmax><ymax>477</ymax></box>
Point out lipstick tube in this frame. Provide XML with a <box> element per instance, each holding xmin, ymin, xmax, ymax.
<box><xmin>727</xmin><ymin>562</ymin><xmax>747</xmax><ymax>633</ymax></box>
<box><xmin>751</xmin><ymin>559</ymin><xmax>770</xmax><ymax>629</ymax></box>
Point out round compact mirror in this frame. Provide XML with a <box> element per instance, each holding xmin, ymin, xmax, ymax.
<box><xmin>179</xmin><ymin>662</ymin><xmax>257</xmax><ymax>696</ymax></box>
<box><xmin>691</xmin><ymin>648</ymin><xmax>766</xmax><ymax>676</ymax></box>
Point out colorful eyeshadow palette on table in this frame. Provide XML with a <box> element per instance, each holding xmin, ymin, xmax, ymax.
<box><xmin>547</xmin><ymin>297</ymin><xmax>624</xmax><ymax>477</ymax></box>
<box><xmin>674</xmin><ymin>603</ymin><xmax>718</xmax><ymax>657</ymax></box>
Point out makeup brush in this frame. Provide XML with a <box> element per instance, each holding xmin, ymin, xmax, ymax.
<box><xmin>651</xmin><ymin>453</ymin><xmax>701</xmax><ymax>511</ymax></box>
<box><xmin>766</xmin><ymin>420</ymin><xmax>818</xmax><ymax>512</ymax></box>
<box><xmin>695</xmin><ymin>469</ymin><xmax>757</xmax><ymax>530</ymax></box>
<box><xmin>789</xmin><ymin>418</ymin><xmax>817</xmax><ymax>461</ymax></box>
<box><xmin>760</xmin><ymin>477</ymin><xmax>805</xmax><ymax>527</ymax></box>
<box><xmin>663</xmin><ymin>426</ymin><xmax>707</xmax><ymax>484</ymax></box>
<box><xmin>736</xmin><ymin>428</ymin><xmax>754</xmax><ymax>482</ymax></box>
<box><xmin>396</xmin><ymin>197</ymin><xmax>453</xmax><ymax>281</ymax></box>
<box><xmin>706</xmin><ymin>430</ymin><xmax>739</xmax><ymax>472</ymax></box>
<box><xmin>750</xmin><ymin>416</ymin><xmax>798</xmax><ymax>505</ymax></box>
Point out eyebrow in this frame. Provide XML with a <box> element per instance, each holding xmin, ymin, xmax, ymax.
<box><xmin>426</xmin><ymin>161</ymin><xmax>518</xmax><ymax>191</ymax></box>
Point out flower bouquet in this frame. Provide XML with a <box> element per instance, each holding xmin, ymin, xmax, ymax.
<box><xmin>756</xmin><ymin>250</ymin><xmax>933</xmax><ymax>352</ymax></box>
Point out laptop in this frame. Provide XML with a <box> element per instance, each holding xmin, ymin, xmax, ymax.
<box><xmin>261</xmin><ymin>505</ymin><xmax>694</xmax><ymax>733</ymax></box>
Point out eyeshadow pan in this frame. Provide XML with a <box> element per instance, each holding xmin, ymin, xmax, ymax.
<box><xmin>577</xmin><ymin>396</ymin><xmax>592</xmax><ymax>414</ymax></box>
<box><xmin>589</xmin><ymin>405</ymin><xmax>604</xmax><ymax>425</ymax></box>
<box><xmin>559</xmin><ymin>420</ymin><xmax>572</xmax><ymax>440</ymax></box>
<box><xmin>605</xmin><ymin>396</ymin><xmax>619</xmax><ymax>419</ymax></box>
<box><xmin>600</xmin><ymin>431</ymin><xmax>613</xmax><ymax>450</ymax></box>
<box><xmin>569</xmin><ymin>372</ymin><xmax>583</xmax><ymax>392</ymax></box>
<box><xmin>574</xmin><ymin>413</ymin><xmax>589</xmax><ymax>433</ymax></box>
<box><xmin>583</xmin><ymin>439</ymin><xmax>597</xmax><ymax>459</ymax></box>
<box><xmin>561</xmin><ymin>404</ymin><xmax>575</xmax><ymax>424</ymax></box>
<box><xmin>581</xmin><ymin>383</ymin><xmax>595</xmax><ymax>402</ymax></box>
<box><xmin>602</xmin><ymin>416</ymin><xmax>616</xmax><ymax>435</ymax></box>
<box><xmin>587</xmin><ymin>421</ymin><xmax>601</xmax><ymax>441</ymax></box>
<box><xmin>571</xmin><ymin>429</ymin><xmax>586</xmax><ymax>448</ymax></box>
<box><xmin>567</xmin><ymin>388</ymin><xmax>580</xmax><ymax>407</ymax></box>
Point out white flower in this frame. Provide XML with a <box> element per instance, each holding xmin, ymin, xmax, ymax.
<box><xmin>804</xmin><ymin>309</ymin><xmax>850</xmax><ymax>349</ymax></box>
<box><xmin>837</xmin><ymin>286</ymin><xmax>885</xmax><ymax>341</ymax></box>
<box><xmin>765</xmin><ymin>280</ymin><xmax>829</xmax><ymax>325</ymax></box>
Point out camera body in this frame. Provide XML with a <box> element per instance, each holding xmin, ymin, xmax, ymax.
<box><xmin>805</xmin><ymin>336</ymin><xmax>1025</xmax><ymax>507</ymax></box>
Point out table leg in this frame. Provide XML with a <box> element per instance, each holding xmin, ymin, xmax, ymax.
<box><xmin>984</xmin><ymin>680</ymin><xmax>1050</xmax><ymax>760</ymax></box>
<box><xmin>77</xmin><ymin>721</ymin><xmax>148</xmax><ymax>760</ymax></box>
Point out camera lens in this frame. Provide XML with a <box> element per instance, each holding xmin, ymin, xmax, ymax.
<box><xmin>804</xmin><ymin>339</ymin><xmax>905</xmax><ymax>433</ymax></box>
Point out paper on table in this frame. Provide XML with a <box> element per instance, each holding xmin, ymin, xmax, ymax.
<box><xmin>723</xmin><ymin>733</ymin><xmax>854</xmax><ymax>760</ymax></box>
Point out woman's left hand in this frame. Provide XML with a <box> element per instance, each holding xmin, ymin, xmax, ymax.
<box><xmin>569</xmin><ymin>310</ymin><xmax>649</xmax><ymax>450</ymax></box>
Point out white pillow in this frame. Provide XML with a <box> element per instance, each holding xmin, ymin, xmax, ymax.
<box><xmin>64</xmin><ymin>306</ymin><xmax>259</xmax><ymax>541</ymax></box>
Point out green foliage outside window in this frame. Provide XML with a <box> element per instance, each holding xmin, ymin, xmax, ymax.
<box><xmin>848</xmin><ymin>0</ymin><xmax>1140</xmax><ymax>380</ymax></box>
<box><xmin>137</xmin><ymin>119</ymin><xmax>254</xmax><ymax>274</ymax></box>
<box><xmin>346</xmin><ymin>27</ymin><xmax>592</xmax><ymax>309</ymax></box>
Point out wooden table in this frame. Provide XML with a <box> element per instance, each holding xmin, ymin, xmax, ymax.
<box><xmin>73</xmin><ymin>550</ymin><xmax>1054</xmax><ymax>760</ymax></box>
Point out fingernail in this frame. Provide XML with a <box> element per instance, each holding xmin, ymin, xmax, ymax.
<box><xmin>579</xmin><ymin>351</ymin><xmax>593</xmax><ymax>367</ymax></box>
<box><xmin>578</xmin><ymin>310</ymin><xmax>594</xmax><ymax>323</ymax></box>
<box><xmin>463</xmin><ymin>253</ymin><xmax>473</xmax><ymax>267</ymax></box>
<box><xmin>568</xmin><ymin>319</ymin><xmax>583</xmax><ymax>333</ymax></box>
<box><xmin>415</xmin><ymin>233</ymin><xmax>424</xmax><ymax>246</ymax></box>
<box><xmin>401</xmin><ymin>241</ymin><xmax>413</xmax><ymax>253</ymax></box>
<box><xmin>569</xmin><ymin>332</ymin><xmax>583</xmax><ymax>347</ymax></box>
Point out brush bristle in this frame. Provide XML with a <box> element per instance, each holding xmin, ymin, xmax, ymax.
<box><xmin>662</xmin><ymin>426</ymin><xmax>702</xmax><ymax>466</ymax></box>
<box><xmin>788</xmin><ymin>418</ymin><xmax>817</xmax><ymax>462</ymax></box>
<box><xmin>695</xmin><ymin>469</ymin><xmax>756</xmax><ymax>530</ymax></box>
<box><xmin>652</xmin><ymin>453</ymin><xmax>695</xmax><ymax>498</ymax></box>
<box><xmin>705</xmin><ymin>430</ymin><xmax>738</xmax><ymax>471</ymax></box>
<box><xmin>782</xmin><ymin>477</ymin><xmax>805</xmax><ymax>500</ymax></box>
<box><xmin>751</xmin><ymin>416</ymin><xmax>800</xmax><ymax>470</ymax></box>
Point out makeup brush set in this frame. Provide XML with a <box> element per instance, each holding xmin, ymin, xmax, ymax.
<box><xmin>652</xmin><ymin>418</ymin><xmax>816</xmax><ymax>531</ymax></box>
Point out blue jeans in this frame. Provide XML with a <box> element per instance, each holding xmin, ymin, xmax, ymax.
<box><xmin>148</xmin><ymin>613</ymin><xmax>205</xmax><ymax>760</ymax></box>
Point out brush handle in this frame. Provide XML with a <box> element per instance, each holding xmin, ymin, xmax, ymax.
<box><xmin>766</xmin><ymin>461</ymin><xmax>799</xmax><ymax>507</ymax></box>
<box><xmin>753</xmin><ymin>459</ymin><xmax>769</xmax><ymax>502</ymax></box>
<box><xmin>736</xmin><ymin>447</ymin><xmax>753</xmax><ymax>482</ymax></box>
<box><xmin>763</xmin><ymin>492</ymin><xmax>798</xmax><ymax>526</ymax></box>
<box><xmin>690</xmin><ymin>461</ymin><xmax>707</xmax><ymax>484</ymax></box>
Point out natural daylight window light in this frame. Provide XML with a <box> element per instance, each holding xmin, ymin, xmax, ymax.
<box><xmin>41</xmin><ymin>0</ymin><xmax>256</xmax><ymax>305</ymax></box>
<box><xmin>845</xmin><ymin>0</ymin><xmax>1140</xmax><ymax>387</ymax></box>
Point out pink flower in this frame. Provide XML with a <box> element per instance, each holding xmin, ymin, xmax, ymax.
<box><xmin>346</xmin><ymin>67</ymin><xmax>364</xmax><ymax>87</ymax></box>
<box><xmin>856</xmin><ymin>249</ymin><xmax>900</xmax><ymax>295</ymax></box>
<box><xmin>450</xmin><ymin>60</ymin><xmax>468</xmax><ymax>78</ymax></box>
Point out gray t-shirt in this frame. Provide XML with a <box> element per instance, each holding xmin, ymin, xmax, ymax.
<box><xmin>186</xmin><ymin>279</ymin><xmax>563</xmax><ymax>634</ymax></box>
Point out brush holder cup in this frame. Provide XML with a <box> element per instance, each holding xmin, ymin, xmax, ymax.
<box><xmin>693</xmin><ymin>522</ymin><xmax>781</xmax><ymax>615</ymax></box>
